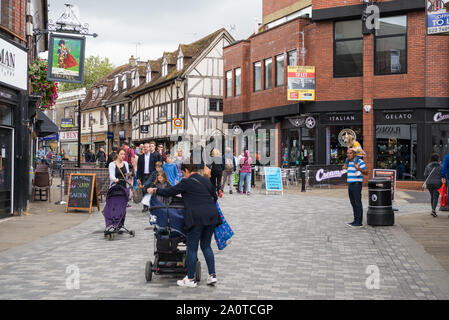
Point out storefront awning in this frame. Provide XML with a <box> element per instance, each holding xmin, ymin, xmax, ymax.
<box><xmin>35</xmin><ymin>111</ymin><xmax>59</xmax><ymax>138</ymax></box>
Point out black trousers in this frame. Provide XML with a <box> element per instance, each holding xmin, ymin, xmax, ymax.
<box><xmin>348</xmin><ymin>182</ymin><xmax>363</xmax><ymax>225</ymax></box>
<box><xmin>210</xmin><ymin>172</ymin><xmax>222</xmax><ymax>193</ymax></box>
<box><xmin>428</xmin><ymin>187</ymin><xmax>440</xmax><ymax>211</ymax></box>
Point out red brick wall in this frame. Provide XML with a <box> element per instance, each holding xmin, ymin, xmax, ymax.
<box><xmin>313</xmin><ymin>0</ymin><xmax>392</xmax><ymax>10</ymax></box>
<box><xmin>0</xmin><ymin>0</ymin><xmax>26</xmax><ymax>41</ymax></box>
<box><xmin>263</xmin><ymin>0</ymin><xmax>302</xmax><ymax>18</ymax></box>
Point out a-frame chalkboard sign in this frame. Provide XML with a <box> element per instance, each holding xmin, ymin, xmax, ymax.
<box><xmin>65</xmin><ymin>173</ymin><xmax>100</xmax><ymax>214</ymax></box>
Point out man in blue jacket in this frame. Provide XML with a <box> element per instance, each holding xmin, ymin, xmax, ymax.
<box><xmin>441</xmin><ymin>154</ymin><xmax>449</xmax><ymax>185</ymax></box>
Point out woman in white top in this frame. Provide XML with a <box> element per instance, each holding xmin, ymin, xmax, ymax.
<box><xmin>108</xmin><ymin>149</ymin><xmax>131</xmax><ymax>188</ymax></box>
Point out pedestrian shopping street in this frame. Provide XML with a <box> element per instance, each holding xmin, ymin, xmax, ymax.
<box><xmin>0</xmin><ymin>192</ymin><xmax>448</xmax><ymax>300</ymax></box>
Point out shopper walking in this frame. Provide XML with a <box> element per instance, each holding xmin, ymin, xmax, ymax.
<box><xmin>343</xmin><ymin>148</ymin><xmax>368</xmax><ymax>227</ymax></box>
<box><xmin>210</xmin><ymin>149</ymin><xmax>224</xmax><ymax>197</ymax></box>
<box><xmin>137</xmin><ymin>142</ymin><xmax>162</xmax><ymax>212</ymax></box>
<box><xmin>148</xmin><ymin>162</ymin><xmax>221</xmax><ymax>287</ymax></box>
<box><xmin>106</xmin><ymin>146</ymin><xmax>118</xmax><ymax>168</ymax></box>
<box><xmin>425</xmin><ymin>153</ymin><xmax>442</xmax><ymax>217</ymax></box>
<box><xmin>222</xmin><ymin>148</ymin><xmax>236</xmax><ymax>194</ymax></box>
<box><xmin>96</xmin><ymin>147</ymin><xmax>107</xmax><ymax>167</ymax></box>
<box><xmin>238</xmin><ymin>150</ymin><xmax>252</xmax><ymax>195</ymax></box>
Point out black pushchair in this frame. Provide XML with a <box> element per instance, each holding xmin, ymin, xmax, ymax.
<box><xmin>145</xmin><ymin>195</ymin><xmax>201</xmax><ymax>282</ymax></box>
<box><xmin>103</xmin><ymin>184</ymin><xmax>135</xmax><ymax>241</ymax></box>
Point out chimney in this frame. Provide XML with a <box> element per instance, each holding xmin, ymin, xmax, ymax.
<box><xmin>129</xmin><ymin>55</ymin><xmax>136</xmax><ymax>67</ymax></box>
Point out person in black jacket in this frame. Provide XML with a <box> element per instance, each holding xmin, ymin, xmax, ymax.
<box><xmin>424</xmin><ymin>153</ymin><xmax>443</xmax><ymax>217</ymax></box>
<box><xmin>106</xmin><ymin>146</ymin><xmax>117</xmax><ymax>168</ymax></box>
<box><xmin>210</xmin><ymin>148</ymin><xmax>224</xmax><ymax>197</ymax></box>
<box><xmin>96</xmin><ymin>147</ymin><xmax>107</xmax><ymax>166</ymax></box>
<box><xmin>148</xmin><ymin>162</ymin><xmax>221</xmax><ymax>288</ymax></box>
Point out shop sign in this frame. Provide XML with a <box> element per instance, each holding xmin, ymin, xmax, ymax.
<box><xmin>140</xmin><ymin>125</ymin><xmax>149</xmax><ymax>134</ymax></box>
<box><xmin>338</xmin><ymin>129</ymin><xmax>357</xmax><ymax>147</ymax></box>
<box><xmin>0</xmin><ymin>36</ymin><xmax>28</xmax><ymax>91</ymax></box>
<box><xmin>107</xmin><ymin>131</ymin><xmax>114</xmax><ymax>140</ymax></box>
<box><xmin>173</xmin><ymin>118</ymin><xmax>183</xmax><ymax>130</ymax></box>
<box><xmin>288</xmin><ymin>116</ymin><xmax>316</xmax><ymax>129</ymax></box>
<box><xmin>39</xmin><ymin>133</ymin><xmax>59</xmax><ymax>141</ymax></box>
<box><xmin>61</xmin><ymin>118</ymin><xmax>74</xmax><ymax>128</ymax></box>
<box><xmin>306</xmin><ymin>165</ymin><xmax>347</xmax><ymax>187</ymax></box>
<box><xmin>433</xmin><ymin>112</ymin><xmax>449</xmax><ymax>122</ymax></box>
<box><xmin>60</xmin><ymin>131</ymin><xmax>78</xmax><ymax>141</ymax></box>
<box><xmin>320</xmin><ymin>113</ymin><xmax>361</xmax><ymax>125</ymax></box>
<box><xmin>376</xmin><ymin>125</ymin><xmax>411</xmax><ymax>140</ymax></box>
<box><xmin>427</xmin><ymin>0</ymin><xmax>449</xmax><ymax>35</ymax></box>
<box><xmin>384</xmin><ymin>113</ymin><xmax>413</xmax><ymax>121</ymax></box>
<box><xmin>264</xmin><ymin>167</ymin><xmax>283</xmax><ymax>193</ymax></box>
<box><xmin>287</xmin><ymin>66</ymin><xmax>315</xmax><ymax>101</ymax></box>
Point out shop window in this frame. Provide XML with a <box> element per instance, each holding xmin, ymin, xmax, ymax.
<box><xmin>225</xmin><ymin>70</ymin><xmax>232</xmax><ymax>98</ymax></box>
<box><xmin>120</xmin><ymin>104</ymin><xmax>125</xmax><ymax>121</ymax></box>
<box><xmin>375</xmin><ymin>15</ymin><xmax>407</xmax><ymax>75</ymax></box>
<box><xmin>254</xmin><ymin>61</ymin><xmax>261</xmax><ymax>92</ymax></box>
<box><xmin>234</xmin><ymin>68</ymin><xmax>241</xmax><ymax>96</ymax></box>
<box><xmin>432</xmin><ymin>124</ymin><xmax>449</xmax><ymax>162</ymax></box>
<box><xmin>275</xmin><ymin>54</ymin><xmax>285</xmax><ymax>87</ymax></box>
<box><xmin>264</xmin><ymin>58</ymin><xmax>272</xmax><ymax>89</ymax></box>
<box><xmin>281</xmin><ymin>128</ymin><xmax>316</xmax><ymax>167</ymax></box>
<box><xmin>376</xmin><ymin>124</ymin><xmax>417</xmax><ymax>180</ymax></box>
<box><xmin>288</xmin><ymin>50</ymin><xmax>297</xmax><ymax>66</ymax></box>
<box><xmin>328</xmin><ymin>126</ymin><xmax>363</xmax><ymax>165</ymax></box>
<box><xmin>334</xmin><ymin>20</ymin><xmax>363</xmax><ymax>77</ymax></box>
<box><xmin>0</xmin><ymin>104</ymin><xmax>12</xmax><ymax>126</ymax></box>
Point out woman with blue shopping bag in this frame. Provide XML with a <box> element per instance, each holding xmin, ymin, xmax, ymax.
<box><xmin>148</xmin><ymin>161</ymin><xmax>233</xmax><ymax>288</ymax></box>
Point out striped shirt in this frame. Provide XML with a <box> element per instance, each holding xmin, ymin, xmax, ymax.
<box><xmin>347</xmin><ymin>158</ymin><xmax>366</xmax><ymax>183</ymax></box>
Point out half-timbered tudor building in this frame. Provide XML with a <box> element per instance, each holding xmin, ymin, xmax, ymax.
<box><xmin>128</xmin><ymin>28</ymin><xmax>234</xmax><ymax>152</ymax></box>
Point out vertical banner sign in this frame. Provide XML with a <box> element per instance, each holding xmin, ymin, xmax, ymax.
<box><xmin>47</xmin><ymin>34</ymin><xmax>86</xmax><ymax>83</ymax></box>
<box><xmin>264</xmin><ymin>167</ymin><xmax>283</xmax><ymax>194</ymax></box>
<box><xmin>373</xmin><ymin>169</ymin><xmax>397</xmax><ymax>201</ymax></box>
<box><xmin>427</xmin><ymin>0</ymin><xmax>449</xmax><ymax>34</ymax></box>
<box><xmin>287</xmin><ymin>66</ymin><xmax>315</xmax><ymax>101</ymax></box>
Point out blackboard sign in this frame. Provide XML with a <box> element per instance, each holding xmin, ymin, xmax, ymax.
<box><xmin>65</xmin><ymin>174</ymin><xmax>99</xmax><ymax>213</ymax></box>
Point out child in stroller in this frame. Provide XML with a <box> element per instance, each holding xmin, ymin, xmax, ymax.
<box><xmin>145</xmin><ymin>195</ymin><xmax>201</xmax><ymax>282</ymax></box>
<box><xmin>103</xmin><ymin>183</ymin><xmax>135</xmax><ymax>241</ymax></box>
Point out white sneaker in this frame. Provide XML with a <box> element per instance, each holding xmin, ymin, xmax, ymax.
<box><xmin>207</xmin><ymin>274</ymin><xmax>217</xmax><ymax>286</ymax></box>
<box><xmin>177</xmin><ymin>276</ymin><xmax>197</xmax><ymax>288</ymax></box>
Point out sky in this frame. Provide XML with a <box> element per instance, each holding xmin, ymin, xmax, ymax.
<box><xmin>47</xmin><ymin>0</ymin><xmax>262</xmax><ymax>67</ymax></box>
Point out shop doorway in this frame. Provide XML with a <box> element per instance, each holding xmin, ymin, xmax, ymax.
<box><xmin>281</xmin><ymin>128</ymin><xmax>315</xmax><ymax>167</ymax></box>
<box><xmin>0</xmin><ymin>127</ymin><xmax>13</xmax><ymax>218</ymax></box>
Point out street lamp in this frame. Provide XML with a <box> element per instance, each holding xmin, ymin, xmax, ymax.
<box><xmin>175</xmin><ymin>76</ymin><xmax>183</xmax><ymax>119</ymax></box>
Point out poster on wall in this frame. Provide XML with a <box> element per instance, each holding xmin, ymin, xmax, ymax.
<box><xmin>427</xmin><ymin>0</ymin><xmax>449</xmax><ymax>34</ymax></box>
<box><xmin>47</xmin><ymin>34</ymin><xmax>85</xmax><ymax>83</ymax></box>
<box><xmin>287</xmin><ymin>66</ymin><xmax>315</xmax><ymax>101</ymax></box>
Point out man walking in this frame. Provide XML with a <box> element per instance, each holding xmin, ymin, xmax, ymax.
<box><xmin>96</xmin><ymin>147</ymin><xmax>107</xmax><ymax>167</ymax></box>
<box><xmin>343</xmin><ymin>148</ymin><xmax>368</xmax><ymax>227</ymax></box>
<box><xmin>137</xmin><ymin>141</ymin><xmax>162</xmax><ymax>212</ymax></box>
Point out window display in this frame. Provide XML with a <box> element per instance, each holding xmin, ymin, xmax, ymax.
<box><xmin>376</xmin><ymin>124</ymin><xmax>417</xmax><ymax>180</ymax></box>
<box><xmin>328</xmin><ymin>126</ymin><xmax>363</xmax><ymax>165</ymax></box>
<box><xmin>281</xmin><ymin>128</ymin><xmax>315</xmax><ymax>167</ymax></box>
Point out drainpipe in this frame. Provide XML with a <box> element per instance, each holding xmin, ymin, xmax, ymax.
<box><xmin>300</xmin><ymin>31</ymin><xmax>306</xmax><ymax>66</ymax></box>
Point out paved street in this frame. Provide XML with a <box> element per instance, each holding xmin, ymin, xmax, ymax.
<box><xmin>0</xmin><ymin>192</ymin><xmax>449</xmax><ymax>300</ymax></box>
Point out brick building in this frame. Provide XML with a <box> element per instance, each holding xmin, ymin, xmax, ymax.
<box><xmin>223</xmin><ymin>0</ymin><xmax>449</xmax><ymax>184</ymax></box>
<box><xmin>0</xmin><ymin>0</ymin><xmax>48</xmax><ymax>216</ymax></box>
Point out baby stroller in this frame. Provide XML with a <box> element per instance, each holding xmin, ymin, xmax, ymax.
<box><xmin>103</xmin><ymin>184</ymin><xmax>135</xmax><ymax>241</ymax></box>
<box><xmin>145</xmin><ymin>195</ymin><xmax>201</xmax><ymax>282</ymax></box>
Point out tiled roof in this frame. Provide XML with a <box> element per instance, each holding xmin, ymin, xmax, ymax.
<box><xmin>127</xmin><ymin>28</ymin><xmax>228</xmax><ymax>97</ymax></box>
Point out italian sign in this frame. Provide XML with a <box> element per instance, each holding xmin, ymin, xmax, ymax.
<box><xmin>373</xmin><ymin>169</ymin><xmax>397</xmax><ymax>201</ymax></box>
<box><xmin>66</xmin><ymin>173</ymin><xmax>99</xmax><ymax>213</ymax></box>
<box><xmin>264</xmin><ymin>167</ymin><xmax>283</xmax><ymax>193</ymax></box>
<box><xmin>287</xmin><ymin>66</ymin><xmax>315</xmax><ymax>101</ymax></box>
<box><xmin>427</xmin><ymin>0</ymin><xmax>449</xmax><ymax>34</ymax></box>
<box><xmin>47</xmin><ymin>34</ymin><xmax>85</xmax><ymax>84</ymax></box>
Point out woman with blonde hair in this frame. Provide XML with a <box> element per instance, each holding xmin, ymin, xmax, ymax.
<box><xmin>210</xmin><ymin>148</ymin><xmax>224</xmax><ymax>198</ymax></box>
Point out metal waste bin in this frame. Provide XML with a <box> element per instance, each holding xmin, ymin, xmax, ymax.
<box><xmin>367</xmin><ymin>178</ymin><xmax>394</xmax><ymax>226</ymax></box>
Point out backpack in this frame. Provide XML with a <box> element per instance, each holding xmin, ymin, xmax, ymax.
<box><xmin>224</xmin><ymin>157</ymin><xmax>234</xmax><ymax>172</ymax></box>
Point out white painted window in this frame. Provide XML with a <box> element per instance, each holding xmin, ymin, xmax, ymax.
<box><xmin>162</xmin><ymin>59</ymin><xmax>168</xmax><ymax>77</ymax></box>
<box><xmin>134</xmin><ymin>72</ymin><xmax>139</xmax><ymax>87</ymax></box>
<box><xmin>114</xmin><ymin>77</ymin><xmax>119</xmax><ymax>91</ymax></box>
<box><xmin>122</xmin><ymin>74</ymin><xmax>127</xmax><ymax>90</ymax></box>
<box><xmin>146</xmin><ymin>67</ymin><xmax>152</xmax><ymax>83</ymax></box>
<box><xmin>131</xmin><ymin>71</ymin><xmax>136</xmax><ymax>87</ymax></box>
<box><xmin>177</xmin><ymin>50</ymin><xmax>184</xmax><ymax>71</ymax></box>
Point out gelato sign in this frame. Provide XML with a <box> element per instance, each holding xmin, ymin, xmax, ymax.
<box><xmin>0</xmin><ymin>36</ymin><xmax>27</xmax><ymax>91</ymax></box>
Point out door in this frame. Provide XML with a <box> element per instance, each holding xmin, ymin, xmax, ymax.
<box><xmin>0</xmin><ymin>128</ymin><xmax>13</xmax><ymax>217</ymax></box>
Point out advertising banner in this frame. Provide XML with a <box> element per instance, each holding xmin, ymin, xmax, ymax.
<box><xmin>0</xmin><ymin>35</ymin><xmax>28</xmax><ymax>91</ymax></box>
<box><xmin>373</xmin><ymin>169</ymin><xmax>397</xmax><ymax>201</ymax></box>
<box><xmin>306</xmin><ymin>165</ymin><xmax>347</xmax><ymax>188</ymax></box>
<box><xmin>287</xmin><ymin>66</ymin><xmax>315</xmax><ymax>101</ymax></box>
<box><xmin>47</xmin><ymin>34</ymin><xmax>85</xmax><ymax>83</ymax></box>
<box><xmin>264</xmin><ymin>167</ymin><xmax>283</xmax><ymax>193</ymax></box>
<box><xmin>427</xmin><ymin>0</ymin><xmax>449</xmax><ymax>34</ymax></box>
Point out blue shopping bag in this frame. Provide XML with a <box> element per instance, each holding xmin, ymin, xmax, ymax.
<box><xmin>214</xmin><ymin>202</ymin><xmax>234</xmax><ymax>250</ymax></box>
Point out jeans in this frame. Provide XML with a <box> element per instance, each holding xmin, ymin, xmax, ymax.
<box><xmin>239</xmin><ymin>172</ymin><xmax>251</xmax><ymax>193</ymax></box>
<box><xmin>428</xmin><ymin>187</ymin><xmax>440</xmax><ymax>211</ymax></box>
<box><xmin>186</xmin><ymin>225</ymin><xmax>216</xmax><ymax>279</ymax></box>
<box><xmin>222</xmin><ymin>171</ymin><xmax>233</xmax><ymax>191</ymax></box>
<box><xmin>348</xmin><ymin>182</ymin><xmax>363</xmax><ymax>225</ymax></box>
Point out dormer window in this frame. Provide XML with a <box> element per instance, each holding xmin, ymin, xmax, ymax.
<box><xmin>131</xmin><ymin>71</ymin><xmax>136</xmax><ymax>87</ymax></box>
<box><xmin>135</xmin><ymin>72</ymin><xmax>139</xmax><ymax>87</ymax></box>
<box><xmin>146</xmin><ymin>66</ymin><xmax>152</xmax><ymax>83</ymax></box>
<box><xmin>162</xmin><ymin>58</ymin><xmax>168</xmax><ymax>77</ymax></box>
<box><xmin>92</xmin><ymin>88</ymin><xmax>99</xmax><ymax>100</ymax></box>
<box><xmin>177</xmin><ymin>50</ymin><xmax>184</xmax><ymax>71</ymax></box>
<box><xmin>114</xmin><ymin>77</ymin><xmax>119</xmax><ymax>91</ymax></box>
<box><xmin>122</xmin><ymin>74</ymin><xmax>127</xmax><ymax>90</ymax></box>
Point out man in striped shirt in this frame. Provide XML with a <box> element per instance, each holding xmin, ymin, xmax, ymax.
<box><xmin>343</xmin><ymin>148</ymin><xmax>368</xmax><ymax>227</ymax></box>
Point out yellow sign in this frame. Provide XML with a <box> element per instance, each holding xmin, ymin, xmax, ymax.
<box><xmin>287</xmin><ymin>66</ymin><xmax>315</xmax><ymax>101</ymax></box>
<box><xmin>173</xmin><ymin>118</ymin><xmax>183</xmax><ymax>130</ymax></box>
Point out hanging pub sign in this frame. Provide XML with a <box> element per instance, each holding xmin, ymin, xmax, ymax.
<box><xmin>47</xmin><ymin>34</ymin><xmax>86</xmax><ymax>84</ymax></box>
<box><xmin>427</xmin><ymin>0</ymin><xmax>449</xmax><ymax>34</ymax></box>
<box><xmin>287</xmin><ymin>66</ymin><xmax>315</xmax><ymax>101</ymax></box>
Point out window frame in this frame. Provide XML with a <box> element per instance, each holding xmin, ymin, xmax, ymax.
<box><xmin>264</xmin><ymin>58</ymin><xmax>273</xmax><ymax>90</ymax></box>
<box><xmin>333</xmin><ymin>20</ymin><xmax>364</xmax><ymax>78</ymax></box>
<box><xmin>234</xmin><ymin>68</ymin><xmax>241</xmax><ymax>96</ymax></box>
<box><xmin>253</xmin><ymin>61</ymin><xmax>262</xmax><ymax>92</ymax></box>
<box><xmin>275</xmin><ymin>54</ymin><xmax>285</xmax><ymax>87</ymax></box>
<box><xmin>287</xmin><ymin>50</ymin><xmax>298</xmax><ymax>66</ymax></box>
<box><xmin>374</xmin><ymin>15</ymin><xmax>408</xmax><ymax>76</ymax></box>
<box><xmin>225</xmin><ymin>70</ymin><xmax>233</xmax><ymax>98</ymax></box>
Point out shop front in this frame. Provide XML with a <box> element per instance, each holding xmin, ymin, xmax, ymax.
<box><xmin>81</xmin><ymin>133</ymin><xmax>107</xmax><ymax>154</ymax></box>
<box><xmin>60</xmin><ymin>131</ymin><xmax>79</xmax><ymax>161</ymax></box>
<box><xmin>316</xmin><ymin>111</ymin><xmax>363</xmax><ymax>166</ymax></box>
<box><xmin>281</xmin><ymin>116</ymin><xmax>317</xmax><ymax>167</ymax></box>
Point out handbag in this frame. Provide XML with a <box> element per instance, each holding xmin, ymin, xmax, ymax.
<box><xmin>132</xmin><ymin>186</ymin><xmax>143</xmax><ymax>204</ymax></box>
<box><xmin>422</xmin><ymin>167</ymin><xmax>436</xmax><ymax>190</ymax></box>
<box><xmin>214</xmin><ymin>202</ymin><xmax>234</xmax><ymax>250</ymax></box>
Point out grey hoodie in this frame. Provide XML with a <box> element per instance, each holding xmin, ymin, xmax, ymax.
<box><xmin>424</xmin><ymin>161</ymin><xmax>442</xmax><ymax>188</ymax></box>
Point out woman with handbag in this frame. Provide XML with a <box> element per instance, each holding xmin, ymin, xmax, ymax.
<box><xmin>147</xmin><ymin>162</ymin><xmax>221</xmax><ymax>288</ymax></box>
<box><xmin>424</xmin><ymin>153</ymin><xmax>442</xmax><ymax>217</ymax></box>
<box><xmin>109</xmin><ymin>149</ymin><xmax>131</xmax><ymax>190</ymax></box>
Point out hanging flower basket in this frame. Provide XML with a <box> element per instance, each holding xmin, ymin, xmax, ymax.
<box><xmin>29</xmin><ymin>59</ymin><xmax>59</xmax><ymax>110</ymax></box>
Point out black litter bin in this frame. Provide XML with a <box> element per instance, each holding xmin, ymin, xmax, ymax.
<box><xmin>367</xmin><ymin>178</ymin><xmax>394</xmax><ymax>226</ymax></box>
